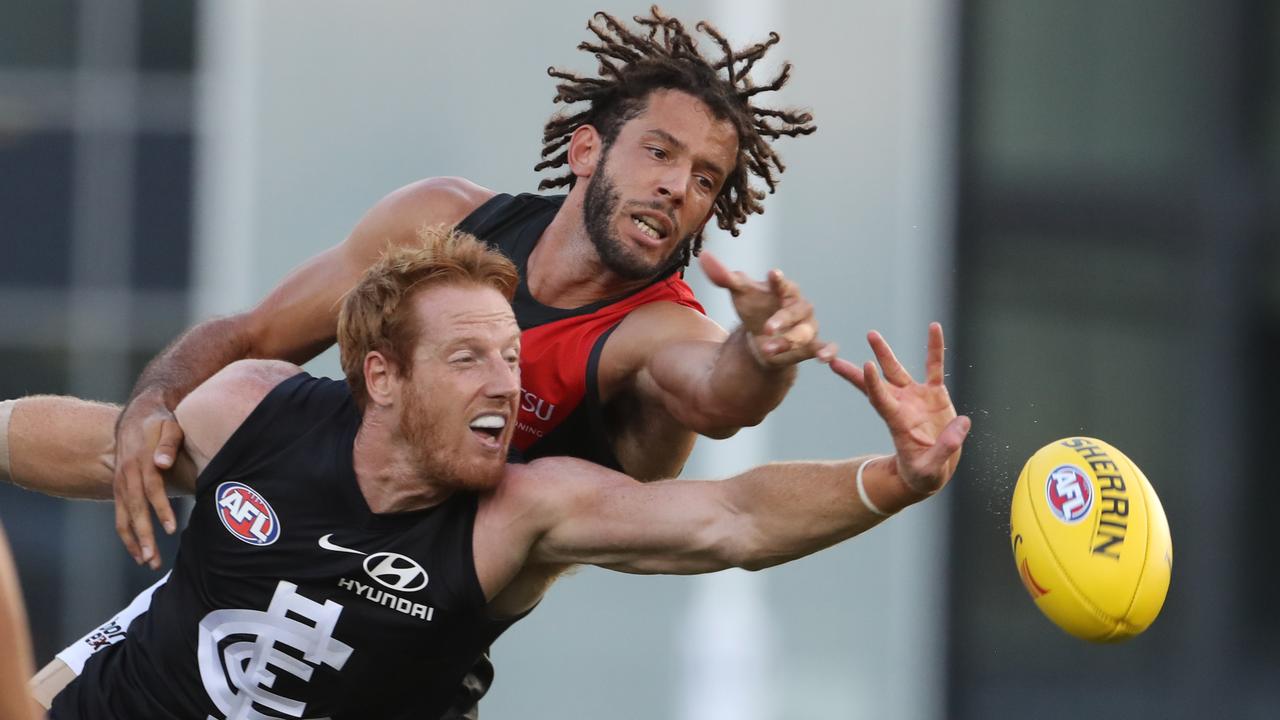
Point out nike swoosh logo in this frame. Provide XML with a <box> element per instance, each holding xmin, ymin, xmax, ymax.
<box><xmin>318</xmin><ymin>533</ymin><xmax>367</xmax><ymax>556</ymax></box>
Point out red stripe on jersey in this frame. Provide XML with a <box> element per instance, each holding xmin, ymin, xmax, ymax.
<box><xmin>513</xmin><ymin>275</ymin><xmax>704</xmax><ymax>452</ymax></box>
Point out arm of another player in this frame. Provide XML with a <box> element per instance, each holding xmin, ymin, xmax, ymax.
<box><xmin>1</xmin><ymin>394</ymin><xmax>201</xmax><ymax>500</ymax></box>
<box><xmin>628</xmin><ymin>252</ymin><xmax>834</xmax><ymax>439</ymax></box>
<box><xmin>0</xmin><ymin>520</ymin><xmax>40</xmax><ymax>720</ymax></box>
<box><xmin>114</xmin><ymin>177</ymin><xmax>494</xmax><ymax>568</ymax></box>
<box><xmin>1</xmin><ymin>394</ymin><xmax>199</xmax><ymax>499</ymax></box>
<box><xmin>529</xmin><ymin>323</ymin><xmax>970</xmax><ymax>574</ymax></box>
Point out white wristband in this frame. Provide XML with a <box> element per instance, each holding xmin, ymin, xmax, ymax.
<box><xmin>0</xmin><ymin>399</ymin><xmax>14</xmax><ymax>482</ymax></box>
<box><xmin>856</xmin><ymin>455</ymin><xmax>892</xmax><ymax>517</ymax></box>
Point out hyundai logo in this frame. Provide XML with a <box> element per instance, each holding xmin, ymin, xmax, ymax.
<box><xmin>362</xmin><ymin>552</ymin><xmax>429</xmax><ymax>592</ymax></box>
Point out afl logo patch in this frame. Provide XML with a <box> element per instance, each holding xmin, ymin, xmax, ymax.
<box><xmin>215</xmin><ymin>481</ymin><xmax>281</xmax><ymax>546</ymax></box>
<box><xmin>1045</xmin><ymin>464</ymin><xmax>1093</xmax><ymax>524</ymax></box>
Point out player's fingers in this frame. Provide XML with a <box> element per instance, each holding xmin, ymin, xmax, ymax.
<box><xmin>144</xmin><ymin>475</ymin><xmax>176</xmax><ymax>540</ymax></box>
<box><xmin>829</xmin><ymin>356</ymin><xmax>868</xmax><ymax>394</ymax></box>
<box><xmin>816</xmin><ymin>341</ymin><xmax>839</xmax><ymax>364</ymax></box>
<box><xmin>125</xmin><ymin>465</ymin><xmax>159</xmax><ymax>569</ymax></box>
<box><xmin>863</xmin><ymin>360</ymin><xmax>900</xmax><ymax>416</ymax></box>
<box><xmin>924</xmin><ymin>415</ymin><xmax>971</xmax><ymax>468</ymax></box>
<box><xmin>113</xmin><ymin>473</ymin><xmax>143</xmax><ymax>565</ymax></box>
<box><xmin>868</xmin><ymin>331</ymin><xmax>914</xmax><ymax>387</ymax></box>
<box><xmin>153</xmin><ymin>419</ymin><xmax>182</xmax><ymax>470</ymax></box>
<box><xmin>767</xmin><ymin>269</ymin><xmax>801</xmax><ymax>301</ymax></box>
<box><xmin>151</xmin><ymin>421</ymin><xmax>182</xmax><ymax>535</ymax></box>
<box><xmin>763</xmin><ymin>299</ymin><xmax>813</xmax><ymax>336</ymax></box>
<box><xmin>760</xmin><ymin>331</ymin><xmax>827</xmax><ymax>365</ymax></box>
<box><xmin>782</xmin><ymin>322</ymin><xmax>818</xmax><ymax>351</ymax></box>
<box><xmin>925</xmin><ymin>322</ymin><xmax>945</xmax><ymax>386</ymax></box>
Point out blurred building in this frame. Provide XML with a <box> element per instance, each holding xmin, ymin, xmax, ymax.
<box><xmin>0</xmin><ymin>1</ymin><xmax>1275</xmax><ymax>719</ymax></box>
<box><xmin>948</xmin><ymin>2</ymin><xmax>1279</xmax><ymax>718</ymax></box>
<box><xmin>0</xmin><ymin>0</ymin><xmax>196</xmax><ymax>659</ymax></box>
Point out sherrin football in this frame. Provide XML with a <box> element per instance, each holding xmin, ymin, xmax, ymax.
<box><xmin>1009</xmin><ymin>437</ymin><xmax>1172</xmax><ymax>642</ymax></box>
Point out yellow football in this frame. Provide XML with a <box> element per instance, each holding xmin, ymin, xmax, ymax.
<box><xmin>1009</xmin><ymin>437</ymin><xmax>1172</xmax><ymax>642</ymax></box>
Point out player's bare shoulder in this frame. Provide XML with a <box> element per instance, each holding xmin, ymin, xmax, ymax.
<box><xmin>183</xmin><ymin>360</ymin><xmax>302</xmax><ymax>423</ymax></box>
<box><xmin>381</xmin><ymin>177</ymin><xmax>495</xmax><ymax>238</ymax></box>
<box><xmin>175</xmin><ymin>360</ymin><xmax>303</xmax><ymax>472</ymax></box>
<box><xmin>387</xmin><ymin>177</ymin><xmax>495</xmax><ymax>223</ymax></box>
<box><xmin>348</xmin><ymin>177</ymin><xmax>497</xmax><ymax>256</ymax></box>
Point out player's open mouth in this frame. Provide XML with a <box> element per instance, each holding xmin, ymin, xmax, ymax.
<box><xmin>469</xmin><ymin>413</ymin><xmax>506</xmax><ymax>450</ymax></box>
<box><xmin>630</xmin><ymin>212</ymin><xmax>670</xmax><ymax>241</ymax></box>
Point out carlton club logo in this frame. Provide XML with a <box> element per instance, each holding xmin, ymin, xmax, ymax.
<box><xmin>1045</xmin><ymin>464</ymin><xmax>1093</xmax><ymax>524</ymax></box>
<box><xmin>215</xmin><ymin>482</ymin><xmax>281</xmax><ymax>546</ymax></box>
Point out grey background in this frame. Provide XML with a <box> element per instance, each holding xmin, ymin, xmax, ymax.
<box><xmin>0</xmin><ymin>1</ymin><xmax>1275</xmax><ymax>718</ymax></box>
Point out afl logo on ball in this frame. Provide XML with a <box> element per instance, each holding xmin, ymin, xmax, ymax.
<box><xmin>215</xmin><ymin>482</ymin><xmax>281</xmax><ymax>546</ymax></box>
<box><xmin>1045</xmin><ymin>465</ymin><xmax>1093</xmax><ymax>524</ymax></box>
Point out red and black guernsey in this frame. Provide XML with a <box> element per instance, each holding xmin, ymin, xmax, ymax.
<box><xmin>457</xmin><ymin>193</ymin><xmax>704</xmax><ymax>471</ymax></box>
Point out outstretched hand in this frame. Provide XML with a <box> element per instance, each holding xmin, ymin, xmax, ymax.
<box><xmin>698</xmin><ymin>251</ymin><xmax>836</xmax><ymax>367</ymax></box>
<box><xmin>113</xmin><ymin>393</ymin><xmax>183</xmax><ymax>570</ymax></box>
<box><xmin>830</xmin><ymin>322</ymin><xmax>970</xmax><ymax>498</ymax></box>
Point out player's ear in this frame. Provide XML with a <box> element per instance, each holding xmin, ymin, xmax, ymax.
<box><xmin>567</xmin><ymin>125</ymin><xmax>603</xmax><ymax>180</ymax></box>
<box><xmin>363</xmin><ymin>351</ymin><xmax>398</xmax><ymax>407</ymax></box>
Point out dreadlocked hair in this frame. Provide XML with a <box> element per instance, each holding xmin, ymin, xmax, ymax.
<box><xmin>536</xmin><ymin>5</ymin><xmax>816</xmax><ymax>268</ymax></box>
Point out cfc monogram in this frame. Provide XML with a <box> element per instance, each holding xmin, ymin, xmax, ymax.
<box><xmin>198</xmin><ymin>581</ymin><xmax>352</xmax><ymax>720</ymax></box>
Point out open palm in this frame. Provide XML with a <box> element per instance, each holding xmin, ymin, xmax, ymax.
<box><xmin>830</xmin><ymin>323</ymin><xmax>970</xmax><ymax>497</ymax></box>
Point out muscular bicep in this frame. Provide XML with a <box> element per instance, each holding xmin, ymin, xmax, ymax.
<box><xmin>175</xmin><ymin>360</ymin><xmax>302</xmax><ymax>477</ymax></box>
<box><xmin>601</xmin><ymin>302</ymin><xmax>740</xmax><ymax>447</ymax></box>
<box><xmin>523</xmin><ymin>458</ymin><xmax>741</xmax><ymax>575</ymax></box>
<box><xmin>241</xmin><ymin>177</ymin><xmax>493</xmax><ymax>362</ymax></box>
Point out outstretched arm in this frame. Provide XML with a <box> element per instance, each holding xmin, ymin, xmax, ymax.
<box><xmin>627</xmin><ymin>252</ymin><xmax>835</xmax><ymax>440</ymax></box>
<box><xmin>528</xmin><ymin>323</ymin><xmax>969</xmax><ymax>574</ymax></box>
<box><xmin>3</xmin><ymin>397</ymin><xmax>124</xmax><ymax>500</ymax></box>
<box><xmin>0</xmin><ymin>359</ymin><xmax>301</xmax><ymax>502</ymax></box>
<box><xmin>114</xmin><ymin>177</ymin><xmax>493</xmax><ymax>568</ymax></box>
<box><xmin>1</xmin><ymin>396</ymin><xmax>194</xmax><ymax>500</ymax></box>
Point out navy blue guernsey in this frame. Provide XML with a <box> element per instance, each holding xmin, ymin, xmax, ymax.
<box><xmin>52</xmin><ymin>192</ymin><xmax>705</xmax><ymax>720</ymax></box>
<box><xmin>53</xmin><ymin>374</ymin><xmax>521</xmax><ymax>720</ymax></box>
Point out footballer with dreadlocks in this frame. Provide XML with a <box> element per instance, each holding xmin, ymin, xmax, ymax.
<box><xmin>33</xmin><ymin>7</ymin><xmax>822</xmax><ymax>718</ymax></box>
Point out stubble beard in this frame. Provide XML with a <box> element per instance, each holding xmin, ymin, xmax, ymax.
<box><xmin>582</xmin><ymin>150</ymin><xmax>687</xmax><ymax>281</ymax></box>
<box><xmin>400</xmin><ymin>381</ymin><xmax>504</xmax><ymax>492</ymax></box>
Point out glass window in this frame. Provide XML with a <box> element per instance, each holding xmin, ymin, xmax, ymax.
<box><xmin>971</xmin><ymin>0</ymin><xmax>1207</xmax><ymax>187</ymax></box>
<box><xmin>0</xmin><ymin>1</ymin><xmax>78</xmax><ymax>69</ymax></box>
<box><xmin>138</xmin><ymin>0</ymin><xmax>196</xmax><ymax>72</ymax></box>
<box><xmin>0</xmin><ymin>131</ymin><xmax>73</xmax><ymax>287</ymax></box>
<box><xmin>132</xmin><ymin>133</ymin><xmax>193</xmax><ymax>290</ymax></box>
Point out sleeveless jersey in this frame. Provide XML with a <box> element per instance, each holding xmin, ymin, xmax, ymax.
<box><xmin>53</xmin><ymin>374</ymin><xmax>522</xmax><ymax>720</ymax></box>
<box><xmin>458</xmin><ymin>193</ymin><xmax>705</xmax><ymax>470</ymax></box>
<box><xmin>52</xmin><ymin>191</ymin><xmax>705</xmax><ymax>719</ymax></box>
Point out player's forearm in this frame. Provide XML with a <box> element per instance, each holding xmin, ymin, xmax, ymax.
<box><xmin>693</xmin><ymin>327</ymin><xmax>796</xmax><ymax>434</ymax></box>
<box><xmin>1</xmin><ymin>397</ymin><xmax>119</xmax><ymax>500</ymax></box>
<box><xmin>720</xmin><ymin>455</ymin><xmax>922</xmax><ymax>571</ymax></box>
<box><xmin>128</xmin><ymin>314</ymin><xmax>261</xmax><ymax>412</ymax></box>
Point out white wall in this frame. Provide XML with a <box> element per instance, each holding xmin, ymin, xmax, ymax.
<box><xmin>195</xmin><ymin>2</ymin><xmax>956</xmax><ymax>717</ymax></box>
